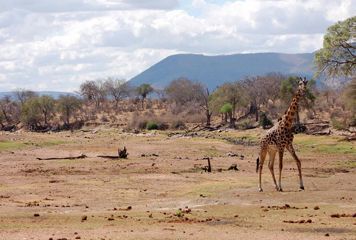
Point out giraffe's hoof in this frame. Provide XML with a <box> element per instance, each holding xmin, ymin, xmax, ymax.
<box><xmin>258</xmin><ymin>188</ymin><xmax>263</xmax><ymax>192</ymax></box>
<box><xmin>278</xmin><ymin>188</ymin><xmax>283</xmax><ymax>192</ymax></box>
<box><xmin>299</xmin><ymin>186</ymin><xmax>305</xmax><ymax>191</ymax></box>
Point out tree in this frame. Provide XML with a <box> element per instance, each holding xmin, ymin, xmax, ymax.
<box><xmin>241</xmin><ymin>73</ymin><xmax>284</xmax><ymax>121</ymax></box>
<box><xmin>38</xmin><ymin>95</ymin><xmax>55</xmax><ymax>125</ymax></box>
<box><xmin>0</xmin><ymin>110</ymin><xmax>5</xmax><ymax>128</ymax></box>
<box><xmin>315</xmin><ymin>16</ymin><xmax>356</xmax><ymax>77</ymax></box>
<box><xmin>210</xmin><ymin>81</ymin><xmax>248</xmax><ymax>123</ymax></box>
<box><xmin>343</xmin><ymin>77</ymin><xmax>356</xmax><ymax>116</ymax></box>
<box><xmin>280</xmin><ymin>76</ymin><xmax>316</xmax><ymax>123</ymax></box>
<box><xmin>103</xmin><ymin>78</ymin><xmax>129</xmax><ymax>108</ymax></box>
<box><xmin>136</xmin><ymin>83</ymin><xmax>154</xmax><ymax>109</ymax></box>
<box><xmin>15</xmin><ymin>89</ymin><xmax>37</xmax><ymax>106</ymax></box>
<box><xmin>21</xmin><ymin>98</ymin><xmax>42</xmax><ymax>129</ymax></box>
<box><xmin>165</xmin><ymin>78</ymin><xmax>213</xmax><ymax>126</ymax></box>
<box><xmin>0</xmin><ymin>96</ymin><xmax>20</xmax><ymax>125</ymax></box>
<box><xmin>57</xmin><ymin>95</ymin><xmax>82</xmax><ymax>126</ymax></box>
<box><xmin>80</xmin><ymin>80</ymin><xmax>106</xmax><ymax>108</ymax></box>
<box><xmin>220</xmin><ymin>103</ymin><xmax>233</xmax><ymax>124</ymax></box>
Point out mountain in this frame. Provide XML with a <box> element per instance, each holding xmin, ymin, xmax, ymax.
<box><xmin>0</xmin><ymin>91</ymin><xmax>78</xmax><ymax>100</ymax></box>
<box><xmin>129</xmin><ymin>52</ymin><xmax>317</xmax><ymax>89</ymax></box>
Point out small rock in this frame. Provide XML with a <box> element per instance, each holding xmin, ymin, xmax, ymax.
<box><xmin>34</xmin><ymin>213</ymin><xmax>40</xmax><ymax>217</ymax></box>
<box><xmin>81</xmin><ymin>215</ymin><xmax>87</xmax><ymax>221</ymax></box>
<box><xmin>314</xmin><ymin>206</ymin><xmax>320</xmax><ymax>210</ymax></box>
<box><xmin>325</xmin><ymin>233</ymin><xmax>330</xmax><ymax>237</ymax></box>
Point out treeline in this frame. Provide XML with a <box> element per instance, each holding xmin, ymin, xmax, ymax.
<box><xmin>0</xmin><ymin>74</ymin><xmax>355</xmax><ymax>132</ymax></box>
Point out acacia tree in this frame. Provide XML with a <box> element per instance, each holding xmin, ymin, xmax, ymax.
<box><xmin>15</xmin><ymin>89</ymin><xmax>37</xmax><ymax>106</ymax></box>
<box><xmin>57</xmin><ymin>95</ymin><xmax>82</xmax><ymax>126</ymax></box>
<box><xmin>315</xmin><ymin>16</ymin><xmax>356</xmax><ymax>76</ymax></box>
<box><xmin>38</xmin><ymin>96</ymin><xmax>55</xmax><ymax>126</ymax></box>
<box><xmin>241</xmin><ymin>73</ymin><xmax>284</xmax><ymax>121</ymax></box>
<box><xmin>165</xmin><ymin>78</ymin><xmax>213</xmax><ymax>126</ymax></box>
<box><xmin>0</xmin><ymin>96</ymin><xmax>19</xmax><ymax>125</ymax></box>
<box><xmin>21</xmin><ymin>98</ymin><xmax>42</xmax><ymax>129</ymax></box>
<box><xmin>210</xmin><ymin>81</ymin><xmax>247</xmax><ymax>125</ymax></box>
<box><xmin>80</xmin><ymin>80</ymin><xmax>106</xmax><ymax>108</ymax></box>
<box><xmin>136</xmin><ymin>83</ymin><xmax>154</xmax><ymax>109</ymax></box>
<box><xmin>220</xmin><ymin>103</ymin><xmax>233</xmax><ymax>124</ymax></box>
<box><xmin>103</xmin><ymin>78</ymin><xmax>129</xmax><ymax>108</ymax></box>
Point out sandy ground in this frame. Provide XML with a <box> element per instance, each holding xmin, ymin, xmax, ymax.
<box><xmin>0</xmin><ymin>128</ymin><xmax>355</xmax><ymax>240</ymax></box>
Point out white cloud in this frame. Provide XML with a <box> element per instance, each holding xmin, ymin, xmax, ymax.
<box><xmin>0</xmin><ymin>0</ymin><xmax>354</xmax><ymax>91</ymax></box>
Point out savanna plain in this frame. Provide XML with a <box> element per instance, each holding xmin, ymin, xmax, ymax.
<box><xmin>0</xmin><ymin>127</ymin><xmax>355</xmax><ymax>240</ymax></box>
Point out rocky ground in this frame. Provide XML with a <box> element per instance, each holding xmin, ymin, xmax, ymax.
<box><xmin>0</xmin><ymin>128</ymin><xmax>355</xmax><ymax>240</ymax></box>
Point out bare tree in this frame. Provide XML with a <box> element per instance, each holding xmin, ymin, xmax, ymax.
<box><xmin>0</xmin><ymin>96</ymin><xmax>20</xmax><ymax>125</ymax></box>
<box><xmin>165</xmin><ymin>78</ymin><xmax>213</xmax><ymax>126</ymax></box>
<box><xmin>241</xmin><ymin>73</ymin><xmax>284</xmax><ymax>121</ymax></box>
<box><xmin>15</xmin><ymin>89</ymin><xmax>37</xmax><ymax>106</ymax></box>
<box><xmin>103</xmin><ymin>78</ymin><xmax>129</xmax><ymax>108</ymax></box>
<box><xmin>79</xmin><ymin>80</ymin><xmax>106</xmax><ymax>108</ymax></box>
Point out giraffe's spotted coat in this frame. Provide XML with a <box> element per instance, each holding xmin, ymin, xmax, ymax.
<box><xmin>257</xmin><ymin>77</ymin><xmax>308</xmax><ymax>192</ymax></box>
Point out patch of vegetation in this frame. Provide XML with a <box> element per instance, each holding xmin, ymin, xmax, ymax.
<box><xmin>259</xmin><ymin>112</ymin><xmax>273</xmax><ymax>129</ymax></box>
<box><xmin>336</xmin><ymin>160</ymin><xmax>356</xmax><ymax>169</ymax></box>
<box><xmin>294</xmin><ymin>135</ymin><xmax>355</xmax><ymax>155</ymax></box>
<box><xmin>0</xmin><ymin>141</ymin><xmax>27</xmax><ymax>151</ymax></box>
<box><xmin>146</xmin><ymin>121</ymin><xmax>158</xmax><ymax>130</ymax></box>
<box><xmin>0</xmin><ymin>139</ymin><xmax>66</xmax><ymax>152</ymax></box>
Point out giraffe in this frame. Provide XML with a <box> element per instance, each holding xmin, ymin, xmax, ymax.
<box><xmin>256</xmin><ymin>77</ymin><xmax>308</xmax><ymax>192</ymax></box>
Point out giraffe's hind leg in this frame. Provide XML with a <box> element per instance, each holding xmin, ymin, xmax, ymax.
<box><xmin>258</xmin><ymin>147</ymin><xmax>268</xmax><ymax>192</ymax></box>
<box><xmin>287</xmin><ymin>144</ymin><xmax>304</xmax><ymax>190</ymax></box>
<box><xmin>277</xmin><ymin>149</ymin><xmax>284</xmax><ymax>192</ymax></box>
<box><xmin>268</xmin><ymin>150</ymin><xmax>278</xmax><ymax>190</ymax></box>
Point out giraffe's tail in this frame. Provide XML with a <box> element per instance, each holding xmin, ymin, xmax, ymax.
<box><xmin>256</xmin><ymin>157</ymin><xmax>260</xmax><ymax>173</ymax></box>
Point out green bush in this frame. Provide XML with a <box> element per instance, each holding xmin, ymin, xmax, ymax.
<box><xmin>259</xmin><ymin>112</ymin><xmax>273</xmax><ymax>129</ymax></box>
<box><xmin>146</xmin><ymin>121</ymin><xmax>158</xmax><ymax>130</ymax></box>
<box><xmin>220</xmin><ymin>103</ymin><xmax>233</xmax><ymax>114</ymax></box>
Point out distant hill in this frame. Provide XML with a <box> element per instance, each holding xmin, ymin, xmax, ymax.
<box><xmin>129</xmin><ymin>52</ymin><xmax>319</xmax><ymax>89</ymax></box>
<box><xmin>0</xmin><ymin>91</ymin><xmax>78</xmax><ymax>100</ymax></box>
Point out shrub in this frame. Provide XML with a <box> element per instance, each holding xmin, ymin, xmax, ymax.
<box><xmin>331</xmin><ymin>117</ymin><xmax>348</xmax><ymax>130</ymax></box>
<box><xmin>220</xmin><ymin>103</ymin><xmax>233</xmax><ymax>114</ymax></box>
<box><xmin>259</xmin><ymin>112</ymin><xmax>273</xmax><ymax>129</ymax></box>
<box><xmin>171</xmin><ymin>120</ymin><xmax>186</xmax><ymax>130</ymax></box>
<box><xmin>146</xmin><ymin>121</ymin><xmax>158</xmax><ymax>130</ymax></box>
<box><xmin>236</xmin><ymin>118</ymin><xmax>255</xmax><ymax>130</ymax></box>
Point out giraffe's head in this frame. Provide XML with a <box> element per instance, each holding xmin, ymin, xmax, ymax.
<box><xmin>298</xmin><ymin>77</ymin><xmax>308</xmax><ymax>94</ymax></box>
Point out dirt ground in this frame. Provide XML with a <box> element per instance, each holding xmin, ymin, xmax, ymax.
<box><xmin>0</xmin><ymin>128</ymin><xmax>355</xmax><ymax>240</ymax></box>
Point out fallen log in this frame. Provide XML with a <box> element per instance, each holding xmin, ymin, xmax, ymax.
<box><xmin>37</xmin><ymin>154</ymin><xmax>87</xmax><ymax>161</ymax></box>
<box><xmin>97</xmin><ymin>147</ymin><xmax>128</xmax><ymax>159</ymax></box>
<box><xmin>97</xmin><ymin>155</ymin><xmax>120</xmax><ymax>159</ymax></box>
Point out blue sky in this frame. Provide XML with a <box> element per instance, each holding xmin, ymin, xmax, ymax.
<box><xmin>0</xmin><ymin>0</ymin><xmax>354</xmax><ymax>91</ymax></box>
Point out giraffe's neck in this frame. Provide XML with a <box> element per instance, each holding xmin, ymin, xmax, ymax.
<box><xmin>279</xmin><ymin>89</ymin><xmax>302</xmax><ymax>130</ymax></box>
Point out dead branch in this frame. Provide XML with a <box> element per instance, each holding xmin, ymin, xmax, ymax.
<box><xmin>97</xmin><ymin>147</ymin><xmax>128</xmax><ymax>159</ymax></box>
<box><xmin>37</xmin><ymin>154</ymin><xmax>87</xmax><ymax>161</ymax></box>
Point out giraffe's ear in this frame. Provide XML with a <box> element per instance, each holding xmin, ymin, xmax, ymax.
<box><xmin>303</xmin><ymin>77</ymin><xmax>308</xmax><ymax>84</ymax></box>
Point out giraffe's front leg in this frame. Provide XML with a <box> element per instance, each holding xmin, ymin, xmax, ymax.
<box><xmin>277</xmin><ymin>149</ymin><xmax>284</xmax><ymax>192</ymax></box>
<box><xmin>258</xmin><ymin>148</ymin><xmax>267</xmax><ymax>192</ymax></box>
